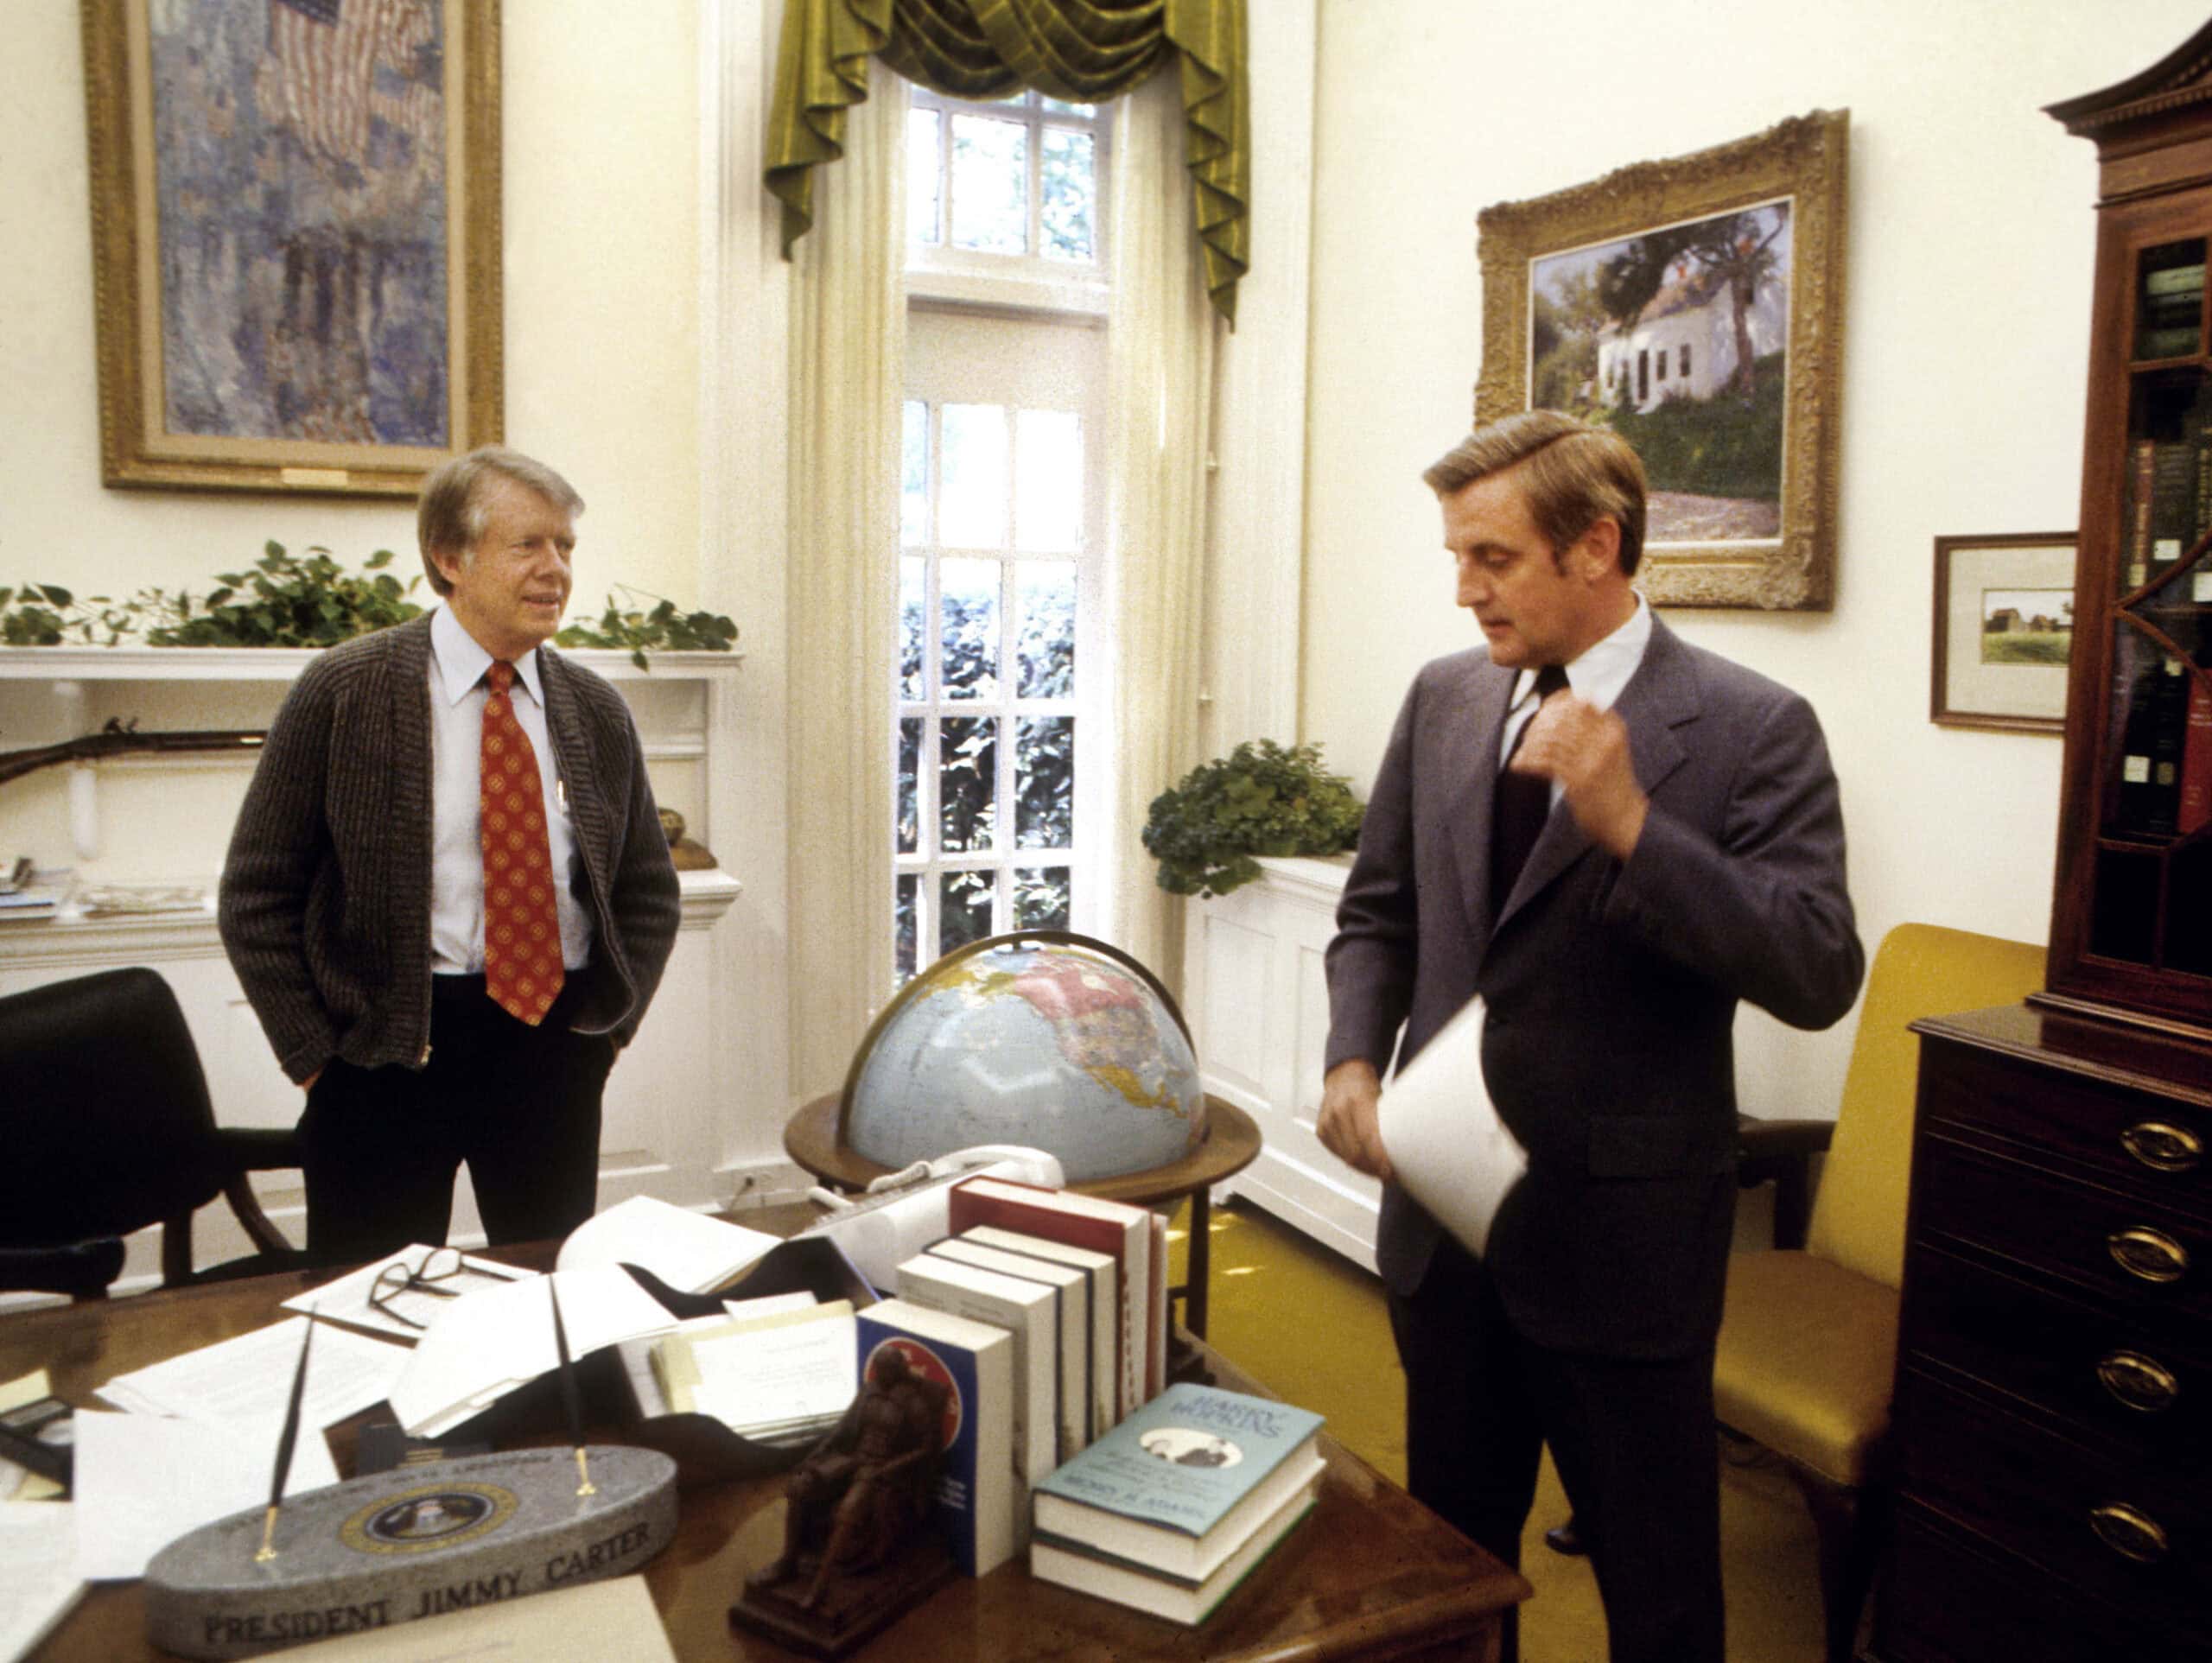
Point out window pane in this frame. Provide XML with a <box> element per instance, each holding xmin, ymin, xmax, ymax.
<box><xmin>939</xmin><ymin>868</ymin><xmax>995</xmax><ymax>955</ymax></box>
<box><xmin>901</xmin><ymin>401</ymin><xmax>930</xmax><ymax>546</ymax></box>
<box><xmin>1039</xmin><ymin>128</ymin><xmax>1096</xmax><ymax>263</ymax></box>
<box><xmin>938</xmin><ymin>403</ymin><xmax>1008</xmax><ymax>549</ymax></box>
<box><xmin>940</xmin><ymin>556</ymin><xmax>1001</xmax><ymax>700</ymax></box>
<box><xmin>896</xmin><ymin>717</ymin><xmax>922</xmax><ymax>854</ymax></box>
<box><xmin>906</xmin><ymin>108</ymin><xmax>942</xmax><ymax>245</ymax></box>
<box><xmin>1014</xmin><ymin>867</ymin><xmax>1071</xmax><ymax>930</ymax></box>
<box><xmin>1039</xmin><ymin>97</ymin><xmax>1096</xmax><ymax>116</ymax></box>
<box><xmin>899</xmin><ymin>556</ymin><xmax>926</xmax><ymax>700</ymax></box>
<box><xmin>1015</xmin><ymin>562</ymin><xmax>1076</xmax><ymax>698</ymax></box>
<box><xmin>1017</xmin><ymin>716</ymin><xmax>1073</xmax><ymax>849</ymax></box>
<box><xmin>1015</xmin><ymin>409</ymin><xmax>1082</xmax><ymax>552</ymax></box>
<box><xmin>939</xmin><ymin>715</ymin><xmax>998</xmax><ymax>852</ymax></box>
<box><xmin>895</xmin><ymin>873</ymin><xmax>920</xmax><ymax>983</ymax></box>
<box><xmin>950</xmin><ymin>114</ymin><xmax>1027</xmax><ymax>255</ymax></box>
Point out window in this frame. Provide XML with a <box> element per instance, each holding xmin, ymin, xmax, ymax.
<box><xmin>895</xmin><ymin>89</ymin><xmax>1111</xmax><ymax>986</ymax></box>
<box><xmin>1680</xmin><ymin>343</ymin><xmax>1691</xmax><ymax>377</ymax></box>
<box><xmin>1656</xmin><ymin>349</ymin><xmax>1668</xmax><ymax>382</ymax></box>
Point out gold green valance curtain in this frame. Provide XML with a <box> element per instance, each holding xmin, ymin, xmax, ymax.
<box><xmin>766</xmin><ymin>0</ymin><xmax>1249</xmax><ymax>323</ymax></box>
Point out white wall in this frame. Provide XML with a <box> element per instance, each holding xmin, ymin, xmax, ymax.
<box><xmin>0</xmin><ymin>0</ymin><xmax>702</xmax><ymax>634</ymax></box>
<box><xmin>1300</xmin><ymin>0</ymin><xmax>2209</xmax><ymax>1116</ymax></box>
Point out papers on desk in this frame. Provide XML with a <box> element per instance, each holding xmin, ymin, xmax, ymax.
<box><xmin>72</xmin><ymin>1411</ymin><xmax>334</xmax><ymax>1580</ymax></box>
<box><xmin>0</xmin><ymin>1501</ymin><xmax>85</xmax><ymax>1661</ymax></box>
<box><xmin>555</xmin><ymin>1195</ymin><xmax>779</xmax><ymax>1294</ymax></box>
<box><xmin>98</xmin><ymin>1317</ymin><xmax>403</xmax><ymax>1452</ymax></box>
<box><xmin>281</xmin><ymin>1246</ymin><xmax>536</xmax><ymax>1342</ymax></box>
<box><xmin>651</xmin><ymin>1298</ymin><xmax>855</xmax><ymax>1445</ymax></box>
<box><xmin>248</xmin><ymin>1572</ymin><xmax>677</xmax><ymax>1662</ymax></box>
<box><xmin>1376</xmin><ymin>994</ymin><xmax>1529</xmax><ymax>1259</ymax></box>
<box><xmin>389</xmin><ymin>1266</ymin><xmax>677</xmax><ymax>1437</ymax></box>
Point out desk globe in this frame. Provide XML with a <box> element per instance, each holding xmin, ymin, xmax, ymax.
<box><xmin>841</xmin><ymin>931</ymin><xmax>1205</xmax><ymax>1183</ymax></box>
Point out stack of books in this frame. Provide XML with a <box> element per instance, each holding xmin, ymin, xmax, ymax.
<box><xmin>1028</xmin><ymin>1382</ymin><xmax>1326</xmax><ymax>1625</ymax></box>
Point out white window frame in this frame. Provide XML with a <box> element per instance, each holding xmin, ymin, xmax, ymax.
<box><xmin>906</xmin><ymin>86</ymin><xmax>1110</xmax><ymax>319</ymax></box>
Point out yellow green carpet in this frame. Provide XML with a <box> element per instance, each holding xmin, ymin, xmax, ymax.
<box><xmin>1171</xmin><ymin>1199</ymin><xmax>1828</xmax><ymax>1661</ymax></box>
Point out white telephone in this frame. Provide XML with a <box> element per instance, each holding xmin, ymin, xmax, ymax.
<box><xmin>798</xmin><ymin>1145</ymin><xmax>1066</xmax><ymax>1292</ymax></box>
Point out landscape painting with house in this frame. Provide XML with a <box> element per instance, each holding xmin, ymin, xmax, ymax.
<box><xmin>1980</xmin><ymin>587</ymin><xmax>2074</xmax><ymax>666</ymax></box>
<box><xmin>1529</xmin><ymin>200</ymin><xmax>1792</xmax><ymax>546</ymax></box>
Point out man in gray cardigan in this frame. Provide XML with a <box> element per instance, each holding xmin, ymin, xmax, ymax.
<box><xmin>219</xmin><ymin>447</ymin><xmax>681</xmax><ymax>1265</ymax></box>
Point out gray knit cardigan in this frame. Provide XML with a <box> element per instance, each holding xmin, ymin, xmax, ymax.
<box><xmin>218</xmin><ymin>613</ymin><xmax>682</xmax><ymax>1083</ymax></box>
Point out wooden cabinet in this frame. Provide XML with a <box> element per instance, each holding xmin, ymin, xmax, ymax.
<box><xmin>2042</xmin><ymin>24</ymin><xmax>2212</xmax><ymax>1034</ymax></box>
<box><xmin>1879</xmin><ymin>1005</ymin><xmax>2211</xmax><ymax>1660</ymax></box>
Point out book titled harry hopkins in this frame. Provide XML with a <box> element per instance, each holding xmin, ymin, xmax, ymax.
<box><xmin>853</xmin><ymin>1298</ymin><xmax>1017</xmax><ymax>1578</ymax></box>
<box><xmin>1031</xmin><ymin>1383</ymin><xmax>1326</xmax><ymax>1587</ymax></box>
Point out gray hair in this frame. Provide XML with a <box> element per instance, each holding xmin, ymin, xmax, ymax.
<box><xmin>1423</xmin><ymin>411</ymin><xmax>1647</xmax><ymax>576</ymax></box>
<box><xmin>416</xmin><ymin>447</ymin><xmax>585</xmax><ymax>595</ymax></box>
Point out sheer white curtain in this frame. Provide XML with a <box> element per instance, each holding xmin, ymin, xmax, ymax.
<box><xmin>786</xmin><ymin>73</ymin><xmax>904</xmax><ymax>1101</ymax></box>
<box><xmin>1103</xmin><ymin>73</ymin><xmax>1224</xmax><ymax>985</ymax></box>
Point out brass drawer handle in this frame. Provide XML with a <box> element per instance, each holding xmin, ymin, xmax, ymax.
<box><xmin>2096</xmin><ymin>1349</ymin><xmax>2181</xmax><ymax>1412</ymax></box>
<box><xmin>2120</xmin><ymin>1120</ymin><xmax>2203</xmax><ymax>1174</ymax></box>
<box><xmin>2107</xmin><ymin>1227</ymin><xmax>2189</xmax><ymax>1283</ymax></box>
<box><xmin>2089</xmin><ymin>1502</ymin><xmax>2170</xmax><ymax>1565</ymax></box>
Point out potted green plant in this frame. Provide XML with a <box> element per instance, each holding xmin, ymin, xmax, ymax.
<box><xmin>1142</xmin><ymin>739</ymin><xmax>1363</xmax><ymax>899</ymax></box>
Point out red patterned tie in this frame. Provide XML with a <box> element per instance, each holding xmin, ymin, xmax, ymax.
<box><xmin>480</xmin><ymin>661</ymin><xmax>563</xmax><ymax>1025</ymax></box>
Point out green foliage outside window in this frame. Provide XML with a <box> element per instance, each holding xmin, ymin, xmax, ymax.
<box><xmin>1143</xmin><ymin>739</ymin><xmax>1364</xmax><ymax>899</ymax></box>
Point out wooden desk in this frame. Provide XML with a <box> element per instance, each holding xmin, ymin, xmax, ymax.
<box><xmin>6</xmin><ymin>1203</ymin><xmax>1526</xmax><ymax>1663</ymax></box>
<box><xmin>784</xmin><ymin>1094</ymin><xmax>1262</xmax><ymax>1339</ymax></box>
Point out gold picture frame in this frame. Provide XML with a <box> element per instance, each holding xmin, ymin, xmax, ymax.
<box><xmin>80</xmin><ymin>0</ymin><xmax>502</xmax><ymax>498</ymax></box>
<box><xmin>1475</xmin><ymin>110</ymin><xmax>1849</xmax><ymax>610</ymax></box>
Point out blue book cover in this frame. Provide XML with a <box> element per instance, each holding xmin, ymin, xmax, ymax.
<box><xmin>854</xmin><ymin>1298</ymin><xmax>1016</xmax><ymax>1577</ymax></box>
<box><xmin>1032</xmin><ymin>1382</ymin><xmax>1324</xmax><ymax>1569</ymax></box>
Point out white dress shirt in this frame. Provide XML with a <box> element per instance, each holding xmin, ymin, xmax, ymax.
<box><xmin>427</xmin><ymin>605</ymin><xmax>593</xmax><ymax>976</ymax></box>
<box><xmin>1497</xmin><ymin>594</ymin><xmax>1654</xmax><ymax>805</ymax></box>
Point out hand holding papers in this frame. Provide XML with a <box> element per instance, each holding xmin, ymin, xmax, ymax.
<box><xmin>1375</xmin><ymin>995</ymin><xmax>1529</xmax><ymax>1257</ymax></box>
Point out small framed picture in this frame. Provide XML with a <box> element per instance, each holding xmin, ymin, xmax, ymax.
<box><xmin>1931</xmin><ymin>533</ymin><xmax>2079</xmax><ymax>733</ymax></box>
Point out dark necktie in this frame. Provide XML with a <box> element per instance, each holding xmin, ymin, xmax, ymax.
<box><xmin>480</xmin><ymin>661</ymin><xmax>564</xmax><ymax>1025</ymax></box>
<box><xmin>1491</xmin><ymin>663</ymin><xmax>1570</xmax><ymax>918</ymax></box>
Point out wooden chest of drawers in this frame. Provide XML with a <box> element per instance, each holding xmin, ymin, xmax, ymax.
<box><xmin>1878</xmin><ymin>1003</ymin><xmax>2212</xmax><ymax>1661</ymax></box>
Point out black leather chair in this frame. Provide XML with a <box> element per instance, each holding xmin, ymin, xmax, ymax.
<box><xmin>0</xmin><ymin>967</ymin><xmax>307</xmax><ymax>1297</ymax></box>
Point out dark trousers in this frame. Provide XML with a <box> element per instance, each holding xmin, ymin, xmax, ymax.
<box><xmin>299</xmin><ymin>975</ymin><xmax>615</xmax><ymax>1266</ymax></box>
<box><xmin>1388</xmin><ymin>1233</ymin><xmax>1724</xmax><ymax>1663</ymax></box>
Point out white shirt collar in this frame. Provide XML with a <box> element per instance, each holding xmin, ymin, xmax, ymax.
<box><xmin>430</xmin><ymin>603</ymin><xmax>544</xmax><ymax>708</ymax></box>
<box><xmin>1509</xmin><ymin>592</ymin><xmax>1651</xmax><ymax>716</ymax></box>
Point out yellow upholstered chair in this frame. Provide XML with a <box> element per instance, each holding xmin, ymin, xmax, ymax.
<box><xmin>1715</xmin><ymin>922</ymin><xmax>2047</xmax><ymax>1663</ymax></box>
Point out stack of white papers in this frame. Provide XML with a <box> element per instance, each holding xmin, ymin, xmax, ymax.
<box><xmin>651</xmin><ymin>1298</ymin><xmax>855</xmax><ymax>1447</ymax></box>
<box><xmin>390</xmin><ymin>1266</ymin><xmax>678</xmax><ymax>1437</ymax></box>
<box><xmin>555</xmin><ymin>1196</ymin><xmax>779</xmax><ymax>1295</ymax></box>
<box><xmin>0</xmin><ymin>1501</ymin><xmax>84</xmax><ymax>1655</ymax></box>
<box><xmin>282</xmin><ymin>1246</ymin><xmax>536</xmax><ymax>1341</ymax></box>
<box><xmin>97</xmin><ymin>1317</ymin><xmax>405</xmax><ymax>1494</ymax></box>
<box><xmin>1376</xmin><ymin>994</ymin><xmax>1529</xmax><ymax>1258</ymax></box>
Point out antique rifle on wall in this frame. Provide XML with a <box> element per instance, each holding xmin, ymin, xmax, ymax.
<box><xmin>0</xmin><ymin>718</ymin><xmax>264</xmax><ymax>789</ymax></box>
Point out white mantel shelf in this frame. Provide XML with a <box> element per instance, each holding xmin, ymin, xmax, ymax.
<box><xmin>0</xmin><ymin>644</ymin><xmax>745</xmax><ymax>682</ymax></box>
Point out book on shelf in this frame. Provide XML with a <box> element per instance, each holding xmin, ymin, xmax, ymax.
<box><xmin>1030</xmin><ymin>1381</ymin><xmax>1325</xmax><ymax>1611</ymax></box>
<box><xmin>2149</xmin><ymin>439</ymin><xmax>2201</xmax><ymax>563</ymax></box>
<box><xmin>1031</xmin><ymin>1481</ymin><xmax>1319</xmax><ymax>1626</ymax></box>
<box><xmin>855</xmin><ymin>1297</ymin><xmax>1018</xmax><ymax>1577</ymax></box>
<box><xmin>895</xmin><ymin>1249</ymin><xmax>1061</xmax><ymax>1506</ymax></box>
<box><xmin>2144</xmin><ymin>261</ymin><xmax>2207</xmax><ymax>298</ymax></box>
<box><xmin>947</xmin><ymin>1177</ymin><xmax>1153</xmax><ymax>1423</ymax></box>
<box><xmin>2180</xmin><ymin>670</ymin><xmax>2212</xmax><ymax>835</ymax></box>
<box><xmin>2139</xmin><ymin>322</ymin><xmax>2202</xmax><ymax>359</ymax></box>
<box><xmin>926</xmin><ymin>1234</ymin><xmax>1092</xmax><ymax>1461</ymax></box>
<box><xmin>2113</xmin><ymin>651</ymin><xmax>2194</xmax><ymax>835</ymax></box>
<box><xmin>957</xmin><ymin>1225</ymin><xmax>1116</xmax><ymax>1444</ymax></box>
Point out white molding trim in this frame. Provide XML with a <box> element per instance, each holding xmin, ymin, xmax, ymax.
<box><xmin>1202</xmin><ymin>0</ymin><xmax>1317</xmax><ymax>759</ymax></box>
